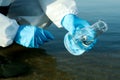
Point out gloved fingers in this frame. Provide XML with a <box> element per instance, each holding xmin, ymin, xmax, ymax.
<box><xmin>34</xmin><ymin>36</ymin><xmax>43</xmax><ymax>48</ymax></box>
<box><xmin>36</xmin><ymin>28</ymin><xmax>48</xmax><ymax>42</ymax></box>
<box><xmin>61</xmin><ymin>14</ymin><xmax>90</xmax><ymax>35</ymax></box>
<box><xmin>34</xmin><ymin>28</ymin><xmax>54</xmax><ymax>48</ymax></box>
<box><xmin>75</xmin><ymin>17</ymin><xmax>90</xmax><ymax>28</ymax></box>
<box><xmin>43</xmin><ymin>30</ymin><xmax>54</xmax><ymax>40</ymax></box>
<box><xmin>71</xmin><ymin>15</ymin><xmax>90</xmax><ymax>35</ymax></box>
<box><xmin>36</xmin><ymin>28</ymin><xmax>54</xmax><ymax>41</ymax></box>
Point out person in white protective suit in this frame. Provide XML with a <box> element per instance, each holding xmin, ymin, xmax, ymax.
<box><xmin>0</xmin><ymin>0</ymin><xmax>83</xmax><ymax>48</ymax></box>
<box><xmin>0</xmin><ymin>0</ymin><xmax>87</xmax><ymax>77</ymax></box>
<box><xmin>0</xmin><ymin>0</ymin><xmax>108</xmax><ymax>77</ymax></box>
<box><xmin>1</xmin><ymin>0</ymin><xmax>99</xmax><ymax>55</ymax></box>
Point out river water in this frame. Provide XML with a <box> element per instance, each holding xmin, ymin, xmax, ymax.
<box><xmin>0</xmin><ymin>0</ymin><xmax>120</xmax><ymax>80</ymax></box>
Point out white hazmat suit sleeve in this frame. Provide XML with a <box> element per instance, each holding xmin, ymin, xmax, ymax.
<box><xmin>39</xmin><ymin>0</ymin><xmax>78</xmax><ymax>28</ymax></box>
<box><xmin>0</xmin><ymin>0</ymin><xmax>19</xmax><ymax>47</ymax></box>
<box><xmin>0</xmin><ymin>13</ymin><xmax>19</xmax><ymax>47</ymax></box>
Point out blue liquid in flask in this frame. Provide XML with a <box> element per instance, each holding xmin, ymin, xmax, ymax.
<box><xmin>64</xmin><ymin>20</ymin><xmax>108</xmax><ymax>56</ymax></box>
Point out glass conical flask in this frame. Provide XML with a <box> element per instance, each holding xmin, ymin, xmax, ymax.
<box><xmin>64</xmin><ymin>20</ymin><xmax>108</xmax><ymax>56</ymax></box>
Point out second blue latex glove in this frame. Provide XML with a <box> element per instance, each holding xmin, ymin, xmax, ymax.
<box><xmin>61</xmin><ymin>14</ymin><xmax>97</xmax><ymax>55</ymax></box>
<box><xmin>15</xmin><ymin>25</ymin><xmax>54</xmax><ymax>48</ymax></box>
<box><xmin>61</xmin><ymin>14</ymin><xmax>90</xmax><ymax>35</ymax></box>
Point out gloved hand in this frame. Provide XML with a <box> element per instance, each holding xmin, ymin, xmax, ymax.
<box><xmin>15</xmin><ymin>25</ymin><xmax>54</xmax><ymax>48</ymax></box>
<box><xmin>61</xmin><ymin>14</ymin><xmax>97</xmax><ymax>55</ymax></box>
<box><xmin>61</xmin><ymin>14</ymin><xmax>90</xmax><ymax>35</ymax></box>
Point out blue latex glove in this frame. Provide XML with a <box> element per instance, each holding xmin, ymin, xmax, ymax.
<box><xmin>61</xmin><ymin>14</ymin><xmax>90</xmax><ymax>35</ymax></box>
<box><xmin>15</xmin><ymin>25</ymin><xmax>54</xmax><ymax>48</ymax></box>
<box><xmin>61</xmin><ymin>14</ymin><xmax>96</xmax><ymax>55</ymax></box>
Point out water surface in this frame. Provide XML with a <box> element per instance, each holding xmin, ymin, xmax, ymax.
<box><xmin>0</xmin><ymin>0</ymin><xmax>120</xmax><ymax>80</ymax></box>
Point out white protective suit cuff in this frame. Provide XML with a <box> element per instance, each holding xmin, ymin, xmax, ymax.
<box><xmin>47</xmin><ymin>3</ymin><xmax>78</xmax><ymax>28</ymax></box>
<box><xmin>40</xmin><ymin>0</ymin><xmax>78</xmax><ymax>28</ymax></box>
<box><xmin>0</xmin><ymin>13</ymin><xmax>19</xmax><ymax>47</ymax></box>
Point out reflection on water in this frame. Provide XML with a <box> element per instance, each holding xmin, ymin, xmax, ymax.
<box><xmin>0</xmin><ymin>42</ymin><xmax>120</xmax><ymax>80</ymax></box>
<box><xmin>0</xmin><ymin>43</ymin><xmax>75</xmax><ymax>80</ymax></box>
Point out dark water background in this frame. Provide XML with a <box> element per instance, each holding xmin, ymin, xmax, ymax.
<box><xmin>0</xmin><ymin>0</ymin><xmax>120</xmax><ymax>80</ymax></box>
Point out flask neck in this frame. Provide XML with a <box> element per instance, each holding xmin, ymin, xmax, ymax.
<box><xmin>89</xmin><ymin>20</ymin><xmax>108</xmax><ymax>37</ymax></box>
